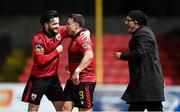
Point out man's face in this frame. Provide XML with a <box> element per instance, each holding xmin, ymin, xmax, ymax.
<box><xmin>66</xmin><ymin>18</ymin><xmax>78</xmax><ymax>36</ymax></box>
<box><xmin>46</xmin><ymin>17</ymin><xmax>60</xmax><ymax>35</ymax></box>
<box><xmin>125</xmin><ymin>16</ymin><xmax>137</xmax><ymax>33</ymax></box>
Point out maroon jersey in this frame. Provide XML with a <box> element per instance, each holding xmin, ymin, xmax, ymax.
<box><xmin>31</xmin><ymin>26</ymin><xmax>68</xmax><ymax>77</ymax></box>
<box><xmin>68</xmin><ymin>31</ymin><xmax>96</xmax><ymax>82</ymax></box>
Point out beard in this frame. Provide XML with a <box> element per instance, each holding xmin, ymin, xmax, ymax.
<box><xmin>48</xmin><ymin>28</ymin><xmax>58</xmax><ymax>36</ymax></box>
<box><xmin>67</xmin><ymin>28</ymin><xmax>75</xmax><ymax>36</ymax></box>
<box><xmin>68</xmin><ymin>31</ymin><xmax>73</xmax><ymax>36</ymax></box>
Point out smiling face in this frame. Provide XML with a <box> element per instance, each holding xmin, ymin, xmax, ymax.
<box><xmin>44</xmin><ymin>17</ymin><xmax>60</xmax><ymax>35</ymax></box>
<box><xmin>125</xmin><ymin>16</ymin><xmax>139</xmax><ymax>34</ymax></box>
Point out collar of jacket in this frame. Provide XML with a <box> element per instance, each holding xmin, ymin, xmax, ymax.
<box><xmin>131</xmin><ymin>26</ymin><xmax>145</xmax><ymax>35</ymax></box>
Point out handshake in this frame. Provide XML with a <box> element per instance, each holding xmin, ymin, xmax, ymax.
<box><xmin>56</xmin><ymin>45</ymin><xmax>63</xmax><ymax>53</ymax></box>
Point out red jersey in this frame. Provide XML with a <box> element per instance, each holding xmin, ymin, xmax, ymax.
<box><xmin>68</xmin><ymin>30</ymin><xmax>96</xmax><ymax>82</ymax></box>
<box><xmin>31</xmin><ymin>26</ymin><xmax>68</xmax><ymax>77</ymax></box>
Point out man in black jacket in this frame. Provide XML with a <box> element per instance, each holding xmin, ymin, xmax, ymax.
<box><xmin>115</xmin><ymin>10</ymin><xmax>165</xmax><ymax>111</ymax></box>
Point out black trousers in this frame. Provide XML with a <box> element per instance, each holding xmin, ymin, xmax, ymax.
<box><xmin>128</xmin><ymin>102</ymin><xmax>163</xmax><ymax>111</ymax></box>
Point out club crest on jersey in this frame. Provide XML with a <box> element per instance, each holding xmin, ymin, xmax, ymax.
<box><xmin>82</xmin><ymin>43</ymin><xmax>89</xmax><ymax>49</ymax></box>
<box><xmin>31</xmin><ymin>93</ymin><xmax>37</xmax><ymax>101</ymax></box>
<box><xmin>55</xmin><ymin>34</ymin><xmax>61</xmax><ymax>40</ymax></box>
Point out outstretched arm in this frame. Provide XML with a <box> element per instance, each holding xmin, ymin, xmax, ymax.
<box><xmin>59</xmin><ymin>26</ymin><xmax>90</xmax><ymax>41</ymax></box>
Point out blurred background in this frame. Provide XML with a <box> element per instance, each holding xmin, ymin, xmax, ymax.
<box><xmin>0</xmin><ymin>0</ymin><xmax>180</xmax><ymax>111</ymax></box>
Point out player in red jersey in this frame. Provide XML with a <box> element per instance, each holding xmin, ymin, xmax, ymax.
<box><xmin>21</xmin><ymin>10</ymin><xmax>90</xmax><ymax>112</ymax></box>
<box><xmin>63</xmin><ymin>14</ymin><xmax>96</xmax><ymax>112</ymax></box>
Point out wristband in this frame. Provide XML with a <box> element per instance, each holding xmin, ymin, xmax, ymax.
<box><xmin>75</xmin><ymin>67</ymin><xmax>81</xmax><ymax>73</ymax></box>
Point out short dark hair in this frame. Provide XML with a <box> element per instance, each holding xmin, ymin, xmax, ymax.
<box><xmin>68</xmin><ymin>14</ymin><xmax>84</xmax><ymax>27</ymax></box>
<box><xmin>40</xmin><ymin>10</ymin><xmax>59</xmax><ymax>25</ymax></box>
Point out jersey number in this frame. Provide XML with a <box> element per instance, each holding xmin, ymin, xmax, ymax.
<box><xmin>79</xmin><ymin>91</ymin><xmax>84</xmax><ymax>100</ymax></box>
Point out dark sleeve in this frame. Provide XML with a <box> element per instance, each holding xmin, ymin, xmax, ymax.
<box><xmin>120</xmin><ymin>33</ymin><xmax>153</xmax><ymax>61</ymax></box>
<box><xmin>34</xmin><ymin>50</ymin><xmax>59</xmax><ymax>65</ymax></box>
<box><xmin>32</xmin><ymin>35</ymin><xmax>59</xmax><ymax>65</ymax></box>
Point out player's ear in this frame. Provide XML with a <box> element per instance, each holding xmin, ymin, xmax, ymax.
<box><xmin>44</xmin><ymin>23</ymin><xmax>48</xmax><ymax>28</ymax></box>
<box><xmin>75</xmin><ymin>23</ymin><xmax>80</xmax><ymax>28</ymax></box>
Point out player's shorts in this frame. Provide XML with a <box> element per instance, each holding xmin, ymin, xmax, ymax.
<box><xmin>63</xmin><ymin>79</ymin><xmax>96</xmax><ymax>109</ymax></box>
<box><xmin>21</xmin><ymin>75</ymin><xmax>63</xmax><ymax>105</ymax></box>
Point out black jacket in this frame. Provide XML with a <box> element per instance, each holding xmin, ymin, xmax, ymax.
<box><xmin>120</xmin><ymin>26</ymin><xmax>165</xmax><ymax>103</ymax></box>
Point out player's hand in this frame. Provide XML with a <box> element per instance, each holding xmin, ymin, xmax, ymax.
<box><xmin>71</xmin><ymin>71</ymin><xmax>80</xmax><ymax>85</ymax></box>
<box><xmin>80</xmin><ymin>30</ymin><xmax>90</xmax><ymax>41</ymax></box>
<box><xmin>115</xmin><ymin>52</ymin><xmax>121</xmax><ymax>60</ymax></box>
<box><xmin>56</xmin><ymin>45</ymin><xmax>63</xmax><ymax>53</ymax></box>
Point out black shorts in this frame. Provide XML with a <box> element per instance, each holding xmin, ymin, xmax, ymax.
<box><xmin>63</xmin><ymin>79</ymin><xmax>96</xmax><ymax>109</ymax></box>
<box><xmin>22</xmin><ymin>75</ymin><xmax>63</xmax><ymax>105</ymax></box>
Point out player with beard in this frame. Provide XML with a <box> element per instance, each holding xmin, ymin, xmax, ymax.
<box><xmin>21</xmin><ymin>10</ymin><xmax>90</xmax><ymax>112</ymax></box>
